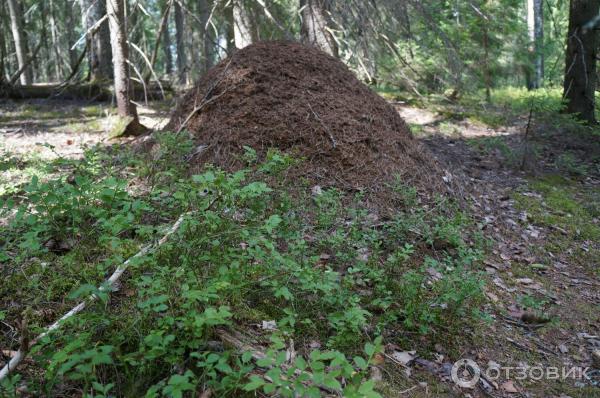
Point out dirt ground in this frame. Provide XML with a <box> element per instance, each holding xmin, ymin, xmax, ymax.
<box><xmin>1</xmin><ymin>98</ymin><xmax>599</xmax><ymax>397</ymax></box>
<box><xmin>0</xmin><ymin>99</ymin><xmax>169</xmax><ymax>160</ymax></box>
<box><xmin>398</xmin><ymin>103</ymin><xmax>600</xmax><ymax>397</ymax></box>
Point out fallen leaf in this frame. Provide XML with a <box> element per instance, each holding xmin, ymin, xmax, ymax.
<box><xmin>391</xmin><ymin>350</ymin><xmax>416</xmax><ymax>366</ymax></box>
<box><xmin>507</xmin><ymin>304</ymin><xmax>524</xmax><ymax>319</ymax></box>
<box><xmin>372</xmin><ymin>353</ymin><xmax>385</xmax><ymax>365</ymax></box>
<box><xmin>370</xmin><ymin>366</ymin><xmax>383</xmax><ymax>381</ymax></box>
<box><xmin>1</xmin><ymin>350</ymin><xmax>18</xmax><ymax>358</ymax></box>
<box><xmin>592</xmin><ymin>350</ymin><xmax>600</xmax><ymax>369</ymax></box>
<box><xmin>261</xmin><ymin>320</ymin><xmax>277</xmax><ymax>330</ymax></box>
<box><xmin>501</xmin><ymin>380</ymin><xmax>519</xmax><ymax>393</ymax></box>
<box><xmin>426</xmin><ymin>267</ymin><xmax>442</xmax><ymax>280</ymax></box>
<box><xmin>515</xmin><ymin>278</ymin><xmax>534</xmax><ymax>285</ymax></box>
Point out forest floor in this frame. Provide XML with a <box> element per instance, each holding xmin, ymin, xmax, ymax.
<box><xmin>395</xmin><ymin>99</ymin><xmax>600</xmax><ymax>397</ymax></box>
<box><xmin>1</xmin><ymin>94</ymin><xmax>599</xmax><ymax>397</ymax></box>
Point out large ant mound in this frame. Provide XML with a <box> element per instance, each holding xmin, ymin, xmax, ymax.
<box><xmin>166</xmin><ymin>41</ymin><xmax>445</xmax><ymax>194</ymax></box>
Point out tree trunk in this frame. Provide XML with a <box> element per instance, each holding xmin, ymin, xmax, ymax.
<box><xmin>563</xmin><ymin>0</ymin><xmax>600</xmax><ymax>124</ymax></box>
<box><xmin>527</xmin><ymin>0</ymin><xmax>544</xmax><ymax>89</ymax></box>
<box><xmin>0</xmin><ymin>12</ymin><xmax>5</xmax><ymax>84</ymax></box>
<box><xmin>49</xmin><ymin>0</ymin><xmax>65</xmax><ymax>81</ymax></box>
<box><xmin>6</xmin><ymin>0</ymin><xmax>31</xmax><ymax>85</ymax></box>
<box><xmin>299</xmin><ymin>0</ymin><xmax>337</xmax><ymax>57</ymax></box>
<box><xmin>232</xmin><ymin>0</ymin><xmax>256</xmax><ymax>49</ymax></box>
<box><xmin>0</xmin><ymin>2</ymin><xmax>8</xmax><ymax>83</ymax></box>
<box><xmin>65</xmin><ymin>0</ymin><xmax>80</xmax><ymax>72</ymax></box>
<box><xmin>107</xmin><ymin>0</ymin><xmax>146</xmax><ymax>135</ymax></box>
<box><xmin>174</xmin><ymin>1</ymin><xmax>187</xmax><ymax>83</ymax></box>
<box><xmin>40</xmin><ymin>1</ymin><xmax>53</xmax><ymax>81</ymax></box>
<box><xmin>0</xmin><ymin>45</ymin><xmax>5</xmax><ymax>86</ymax></box>
<box><xmin>483</xmin><ymin>21</ymin><xmax>491</xmax><ymax>102</ymax></box>
<box><xmin>80</xmin><ymin>0</ymin><xmax>113</xmax><ymax>81</ymax></box>
<box><xmin>162</xmin><ymin>1</ymin><xmax>173</xmax><ymax>75</ymax></box>
<box><xmin>198</xmin><ymin>0</ymin><xmax>214</xmax><ymax>73</ymax></box>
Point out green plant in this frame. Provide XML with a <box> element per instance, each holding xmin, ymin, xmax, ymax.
<box><xmin>0</xmin><ymin>138</ymin><xmax>488</xmax><ymax>396</ymax></box>
<box><xmin>555</xmin><ymin>152</ymin><xmax>588</xmax><ymax>177</ymax></box>
<box><xmin>313</xmin><ymin>188</ymin><xmax>342</xmax><ymax>229</ymax></box>
<box><xmin>518</xmin><ymin>294</ymin><xmax>548</xmax><ymax>310</ymax></box>
<box><xmin>244</xmin><ymin>336</ymin><xmax>383</xmax><ymax>397</ymax></box>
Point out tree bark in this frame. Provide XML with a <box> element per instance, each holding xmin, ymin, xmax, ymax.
<box><xmin>527</xmin><ymin>0</ymin><xmax>544</xmax><ymax>89</ymax></box>
<box><xmin>107</xmin><ymin>0</ymin><xmax>146</xmax><ymax>135</ymax></box>
<box><xmin>80</xmin><ymin>0</ymin><xmax>113</xmax><ymax>81</ymax></box>
<box><xmin>232</xmin><ymin>0</ymin><xmax>256</xmax><ymax>49</ymax></box>
<box><xmin>162</xmin><ymin>1</ymin><xmax>173</xmax><ymax>75</ymax></box>
<box><xmin>147</xmin><ymin>0</ymin><xmax>172</xmax><ymax>80</ymax></box>
<box><xmin>563</xmin><ymin>0</ymin><xmax>600</xmax><ymax>124</ymax></box>
<box><xmin>299</xmin><ymin>0</ymin><xmax>338</xmax><ymax>57</ymax></box>
<box><xmin>174</xmin><ymin>1</ymin><xmax>187</xmax><ymax>83</ymax></box>
<box><xmin>198</xmin><ymin>0</ymin><xmax>215</xmax><ymax>73</ymax></box>
<box><xmin>0</xmin><ymin>2</ymin><xmax>7</xmax><ymax>83</ymax></box>
<box><xmin>65</xmin><ymin>0</ymin><xmax>80</xmax><ymax>72</ymax></box>
<box><xmin>49</xmin><ymin>0</ymin><xmax>64</xmax><ymax>81</ymax></box>
<box><xmin>6</xmin><ymin>0</ymin><xmax>31</xmax><ymax>85</ymax></box>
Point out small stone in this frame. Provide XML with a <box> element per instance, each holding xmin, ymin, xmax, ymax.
<box><xmin>558</xmin><ymin>344</ymin><xmax>569</xmax><ymax>354</ymax></box>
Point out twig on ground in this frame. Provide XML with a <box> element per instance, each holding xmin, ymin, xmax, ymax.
<box><xmin>307</xmin><ymin>102</ymin><xmax>337</xmax><ymax>149</ymax></box>
<box><xmin>0</xmin><ymin>212</ymin><xmax>191</xmax><ymax>382</ymax></box>
<box><xmin>176</xmin><ymin>89</ymin><xmax>234</xmax><ymax>134</ymax></box>
<box><xmin>176</xmin><ymin>57</ymin><xmax>236</xmax><ymax>134</ymax></box>
<box><xmin>398</xmin><ymin>385</ymin><xmax>418</xmax><ymax>394</ymax></box>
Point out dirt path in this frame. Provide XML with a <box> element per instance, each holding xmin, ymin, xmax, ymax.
<box><xmin>407</xmin><ymin>104</ymin><xmax>600</xmax><ymax>397</ymax></box>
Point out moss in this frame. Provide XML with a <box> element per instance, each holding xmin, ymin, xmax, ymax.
<box><xmin>513</xmin><ymin>175</ymin><xmax>600</xmax><ymax>270</ymax></box>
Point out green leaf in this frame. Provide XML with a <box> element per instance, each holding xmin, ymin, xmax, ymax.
<box><xmin>264</xmin><ymin>214</ymin><xmax>282</xmax><ymax>233</ymax></box>
<box><xmin>323</xmin><ymin>376</ymin><xmax>342</xmax><ymax>391</ymax></box>
<box><xmin>354</xmin><ymin>356</ymin><xmax>368</xmax><ymax>370</ymax></box>
<box><xmin>256</xmin><ymin>357</ymin><xmax>273</xmax><ymax>367</ymax></box>
<box><xmin>241</xmin><ymin>351</ymin><xmax>253</xmax><ymax>363</ymax></box>
<box><xmin>243</xmin><ymin>376</ymin><xmax>265</xmax><ymax>391</ymax></box>
<box><xmin>364</xmin><ymin>342</ymin><xmax>375</xmax><ymax>357</ymax></box>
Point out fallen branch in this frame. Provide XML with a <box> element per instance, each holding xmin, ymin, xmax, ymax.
<box><xmin>9</xmin><ymin>41</ymin><xmax>43</xmax><ymax>86</ymax></box>
<box><xmin>0</xmin><ymin>212</ymin><xmax>191</xmax><ymax>382</ymax></box>
<box><xmin>175</xmin><ymin>88</ymin><xmax>233</xmax><ymax>134</ymax></box>
<box><xmin>57</xmin><ymin>42</ymin><xmax>88</xmax><ymax>87</ymax></box>
<box><xmin>176</xmin><ymin>57</ymin><xmax>236</xmax><ymax>133</ymax></box>
<box><xmin>129</xmin><ymin>41</ymin><xmax>165</xmax><ymax>100</ymax></box>
<box><xmin>70</xmin><ymin>14</ymin><xmax>109</xmax><ymax>51</ymax></box>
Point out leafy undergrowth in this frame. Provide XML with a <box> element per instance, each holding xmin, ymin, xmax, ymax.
<box><xmin>0</xmin><ymin>133</ymin><xmax>487</xmax><ymax>397</ymax></box>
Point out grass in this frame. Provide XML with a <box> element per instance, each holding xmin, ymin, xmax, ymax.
<box><xmin>0</xmin><ymin>103</ymin><xmax>110</xmax><ymax>123</ymax></box>
<box><xmin>0</xmin><ymin>146</ymin><xmax>60</xmax><ymax>196</ymax></box>
<box><xmin>513</xmin><ymin>175</ymin><xmax>600</xmax><ymax>272</ymax></box>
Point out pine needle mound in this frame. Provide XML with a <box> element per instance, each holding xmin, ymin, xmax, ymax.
<box><xmin>166</xmin><ymin>41</ymin><xmax>445</xmax><ymax>194</ymax></box>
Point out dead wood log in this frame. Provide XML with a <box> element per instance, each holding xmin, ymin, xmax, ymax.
<box><xmin>0</xmin><ymin>80</ymin><xmax>172</xmax><ymax>101</ymax></box>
